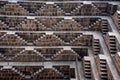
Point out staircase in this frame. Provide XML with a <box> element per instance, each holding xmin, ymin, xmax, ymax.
<box><xmin>101</xmin><ymin>20</ymin><xmax>109</xmax><ymax>34</ymax></box>
<box><xmin>33</xmin><ymin>50</ymin><xmax>46</xmax><ymax>60</ymax></box>
<box><xmin>83</xmin><ymin>57</ymin><xmax>92</xmax><ymax>79</ymax></box>
<box><xmin>0</xmin><ymin>33</ymin><xmax>7</xmax><ymax>40</ymax></box>
<box><xmin>54</xmin><ymin>4</ymin><xmax>66</xmax><ymax>15</ymax></box>
<box><xmin>72</xmin><ymin>4</ymin><xmax>84</xmax><ymax>15</ymax></box>
<box><xmin>93</xmin><ymin>39</ymin><xmax>100</xmax><ymax>55</ymax></box>
<box><xmin>12</xmin><ymin>49</ymin><xmax>25</xmax><ymax>60</ymax></box>
<box><xmin>0</xmin><ymin>53</ymin><xmax>8</xmax><ymax>60</ymax></box>
<box><xmin>32</xmin><ymin>67</ymin><xmax>44</xmax><ymax>77</ymax></box>
<box><xmin>52</xmin><ymin>34</ymin><xmax>68</xmax><ymax>44</ymax></box>
<box><xmin>109</xmin><ymin>36</ymin><xmax>117</xmax><ymax>54</ymax></box>
<box><xmin>52</xmin><ymin>67</ymin><xmax>65</xmax><ymax>78</ymax></box>
<box><xmin>14</xmin><ymin>34</ymin><xmax>28</xmax><ymax>44</ymax></box>
<box><xmin>12</xmin><ymin>67</ymin><xmax>29</xmax><ymax>78</ymax></box>
<box><xmin>91</xmin><ymin>3</ymin><xmax>101</xmax><ymax>15</ymax></box>
<box><xmin>0</xmin><ymin>20</ymin><xmax>9</xmax><ymax>29</ymax></box>
<box><xmin>17</xmin><ymin>3</ymin><xmax>29</xmax><ymax>14</ymax></box>
<box><xmin>99</xmin><ymin>59</ymin><xmax>108</xmax><ymax>80</ymax></box>
<box><xmin>51</xmin><ymin>49</ymin><xmax>64</xmax><ymax>59</ymax></box>
<box><xmin>12</xmin><ymin>67</ymin><xmax>44</xmax><ymax>79</ymax></box>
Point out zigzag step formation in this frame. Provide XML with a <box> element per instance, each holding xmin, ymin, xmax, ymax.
<box><xmin>0</xmin><ymin>0</ymin><xmax>119</xmax><ymax>80</ymax></box>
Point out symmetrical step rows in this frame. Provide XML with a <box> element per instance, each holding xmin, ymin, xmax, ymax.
<box><xmin>0</xmin><ymin>65</ymin><xmax>75</xmax><ymax>80</ymax></box>
<box><xmin>0</xmin><ymin>17</ymin><xmax>108</xmax><ymax>32</ymax></box>
<box><xmin>0</xmin><ymin>0</ymin><xmax>119</xmax><ymax>80</ymax></box>
<box><xmin>0</xmin><ymin>32</ymin><xmax>93</xmax><ymax>46</ymax></box>
<box><xmin>0</xmin><ymin>1</ymin><xmax>117</xmax><ymax>16</ymax></box>
<box><xmin>0</xmin><ymin>48</ymin><xmax>88</xmax><ymax>61</ymax></box>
